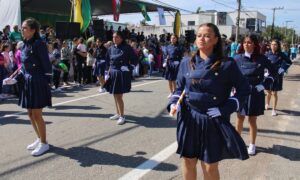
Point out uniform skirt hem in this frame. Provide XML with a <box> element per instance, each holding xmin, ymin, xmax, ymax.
<box><xmin>176</xmin><ymin>152</ymin><xmax>249</xmax><ymax>164</ymax></box>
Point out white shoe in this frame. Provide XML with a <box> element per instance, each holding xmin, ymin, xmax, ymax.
<box><xmin>248</xmin><ymin>144</ymin><xmax>256</xmax><ymax>155</ymax></box>
<box><xmin>31</xmin><ymin>143</ymin><xmax>50</xmax><ymax>156</ymax></box>
<box><xmin>117</xmin><ymin>116</ymin><xmax>126</xmax><ymax>125</ymax></box>
<box><xmin>109</xmin><ymin>114</ymin><xmax>120</xmax><ymax>120</ymax></box>
<box><xmin>272</xmin><ymin>110</ymin><xmax>277</xmax><ymax>116</ymax></box>
<box><xmin>27</xmin><ymin>138</ymin><xmax>40</xmax><ymax>150</ymax></box>
<box><xmin>265</xmin><ymin>104</ymin><xmax>269</xmax><ymax>110</ymax></box>
<box><xmin>98</xmin><ymin>87</ymin><xmax>106</xmax><ymax>93</ymax></box>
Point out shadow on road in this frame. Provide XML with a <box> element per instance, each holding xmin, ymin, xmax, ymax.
<box><xmin>256</xmin><ymin>145</ymin><xmax>300</xmax><ymax>161</ymax></box>
<box><xmin>284</xmin><ymin>74</ymin><xmax>300</xmax><ymax>81</ymax></box>
<box><xmin>0</xmin><ymin>115</ymin><xmax>52</xmax><ymax>126</ymax></box>
<box><xmin>130</xmin><ymin>90</ymin><xmax>153</xmax><ymax>93</ymax></box>
<box><xmin>244</xmin><ymin>127</ymin><xmax>300</xmax><ymax>137</ymax></box>
<box><xmin>120</xmin><ymin>110</ymin><xmax>176</xmax><ymax>128</ymax></box>
<box><xmin>50</xmin><ymin>105</ymin><xmax>102</xmax><ymax>111</ymax></box>
<box><xmin>0</xmin><ymin>107</ymin><xmax>176</xmax><ymax>177</ymax></box>
<box><xmin>51</xmin><ymin>146</ymin><xmax>178</xmax><ymax>171</ymax></box>
<box><xmin>276</xmin><ymin>109</ymin><xmax>300</xmax><ymax>116</ymax></box>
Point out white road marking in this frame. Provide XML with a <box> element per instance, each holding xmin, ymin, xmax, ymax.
<box><xmin>119</xmin><ymin>142</ymin><xmax>177</xmax><ymax>180</ymax></box>
<box><xmin>0</xmin><ymin>80</ymin><xmax>163</xmax><ymax>120</ymax></box>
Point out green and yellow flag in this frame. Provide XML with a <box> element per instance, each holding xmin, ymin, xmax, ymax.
<box><xmin>173</xmin><ymin>11</ymin><xmax>181</xmax><ymax>36</ymax></box>
<box><xmin>138</xmin><ymin>3</ymin><xmax>151</xmax><ymax>21</ymax></box>
<box><xmin>73</xmin><ymin>0</ymin><xmax>91</xmax><ymax>32</ymax></box>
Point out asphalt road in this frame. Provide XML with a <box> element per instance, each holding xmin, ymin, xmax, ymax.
<box><xmin>1</xmin><ymin>59</ymin><xmax>300</xmax><ymax>180</ymax></box>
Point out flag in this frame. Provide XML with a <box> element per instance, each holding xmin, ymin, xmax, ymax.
<box><xmin>73</xmin><ymin>0</ymin><xmax>83</xmax><ymax>30</ymax></box>
<box><xmin>157</xmin><ymin>7</ymin><xmax>166</xmax><ymax>25</ymax></box>
<box><xmin>81</xmin><ymin>0</ymin><xmax>91</xmax><ymax>32</ymax></box>
<box><xmin>112</xmin><ymin>0</ymin><xmax>122</xmax><ymax>21</ymax></box>
<box><xmin>138</xmin><ymin>3</ymin><xmax>151</xmax><ymax>21</ymax></box>
<box><xmin>173</xmin><ymin>11</ymin><xmax>181</xmax><ymax>36</ymax></box>
<box><xmin>73</xmin><ymin>0</ymin><xmax>91</xmax><ymax>32</ymax></box>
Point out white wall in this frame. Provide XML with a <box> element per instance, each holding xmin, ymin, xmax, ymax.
<box><xmin>227</xmin><ymin>11</ymin><xmax>266</xmax><ymax>29</ymax></box>
<box><xmin>0</xmin><ymin>0</ymin><xmax>21</xmax><ymax>31</ymax></box>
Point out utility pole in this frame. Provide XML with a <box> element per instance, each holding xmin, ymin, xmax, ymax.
<box><xmin>235</xmin><ymin>0</ymin><xmax>241</xmax><ymax>43</ymax></box>
<box><xmin>270</xmin><ymin>7</ymin><xmax>284</xmax><ymax>39</ymax></box>
<box><xmin>292</xmin><ymin>28</ymin><xmax>295</xmax><ymax>45</ymax></box>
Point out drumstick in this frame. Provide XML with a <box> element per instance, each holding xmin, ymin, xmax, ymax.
<box><xmin>170</xmin><ymin>90</ymin><xmax>185</xmax><ymax>116</ymax></box>
<box><xmin>9</xmin><ymin>67</ymin><xmax>21</xmax><ymax>79</ymax></box>
<box><xmin>176</xmin><ymin>90</ymin><xmax>185</xmax><ymax>106</ymax></box>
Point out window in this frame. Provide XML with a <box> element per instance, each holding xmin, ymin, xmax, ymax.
<box><xmin>246</xmin><ymin>18</ymin><xmax>256</xmax><ymax>32</ymax></box>
<box><xmin>217</xmin><ymin>12</ymin><xmax>227</xmax><ymax>25</ymax></box>
<box><xmin>188</xmin><ymin>21</ymin><xmax>195</xmax><ymax>26</ymax></box>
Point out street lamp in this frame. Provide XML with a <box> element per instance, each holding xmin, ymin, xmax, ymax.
<box><xmin>285</xmin><ymin>20</ymin><xmax>293</xmax><ymax>37</ymax></box>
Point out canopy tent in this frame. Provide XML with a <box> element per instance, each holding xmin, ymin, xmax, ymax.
<box><xmin>21</xmin><ymin>0</ymin><xmax>178</xmax><ymax>16</ymax></box>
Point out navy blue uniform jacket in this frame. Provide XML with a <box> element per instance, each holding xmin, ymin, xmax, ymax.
<box><xmin>168</xmin><ymin>55</ymin><xmax>250</xmax><ymax>117</ymax></box>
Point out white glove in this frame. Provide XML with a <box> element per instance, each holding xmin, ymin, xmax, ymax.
<box><xmin>121</xmin><ymin>66</ymin><xmax>129</xmax><ymax>72</ymax></box>
<box><xmin>278</xmin><ymin>68</ymin><xmax>285</xmax><ymax>74</ymax></box>
<box><xmin>3</xmin><ymin>78</ymin><xmax>17</xmax><ymax>85</ymax></box>
<box><xmin>255</xmin><ymin>84</ymin><xmax>265</xmax><ymax>92</ymax></box>
<box><xmin>173</xmin><ymin>61</ymin><xmax>180</xmax><ymax>65</ymax></box>
<box><xmin>104</xmin><ymin>73</ymin><xmax>110</xmax><ymax>81</ymax></box>
<box><xmin>264</xmin><ymin>71</ymin><xmax>269</xmax><ymax>77</ymax></box>
<box><xmin>163</xmin><ymin>62</ymin><xmax>167</xmax><ymax>68</ymax></box>
<box><xmin>207</xmin><ymin>107</ymin><xmax>221</xmax><ymax>118</ymax></box>
<box><xmin>230</xmin><ymin>88</ymin><xmax>236</xmax><ymax>97</ymax></box>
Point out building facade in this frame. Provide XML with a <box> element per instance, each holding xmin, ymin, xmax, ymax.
<box><xmin>133</xmin><ymin>10</ymin><xmax>266</xmax><ymax>39</ymax></box>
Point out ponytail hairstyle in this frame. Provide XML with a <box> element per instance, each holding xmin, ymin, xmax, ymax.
<box><xmin>23</xmin><ymin>18</ymin><xmax>41</xmax><ymax>40</ymax></box>
<box><xmin>189</xmin><ymin>23</ymin><xmax>223</xmax><ymax>71</ymax></box>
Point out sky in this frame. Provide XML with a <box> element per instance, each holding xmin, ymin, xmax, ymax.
<box><xmin>99</xmin><ymin>0</ymin><xmax>300</xmax><ymax>34</ymax></box>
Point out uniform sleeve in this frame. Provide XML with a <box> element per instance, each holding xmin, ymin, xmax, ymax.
<box><xmin>105</xmin><ymin>48</ymin><xmax>111</xmax><ymax>71</ymax></box>
<box><xmin>219</xmin><ymin>60</ymin><xmax>250</xmax><ymax>116</ymax></box>
<box><xmin>164</xmin><ymin>46</ymin><xmax>169</xmax><ymax>59</ymax></box>
<box><xmin>36</xmin><ymin>40</ymin><xmax>52</xmax><ymax>82</ymax></box>
<box><xmin>167</xmin><ymin>59</ymin><xmax>186</xmax><ymax>112</ymax></box>
<box><xmin>280</xmin><ymin>53</ymin><xmax>293</xmax><ymax>71</ymax></box>
<box><xmin>263</xmin><ymin>55</ymin><xmax>277</xmax><ymax>77</ymax></box>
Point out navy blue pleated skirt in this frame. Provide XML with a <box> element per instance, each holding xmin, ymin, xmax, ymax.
<box><xmin>106</xmin><ymin>69</ymin><xmax>131</xmax><ymax>94</ymax></box>
<box><xmin>264</xmin><ymin>75</ymin><xmax>283</xmax><ymax>91</ymax></box>
<box><xmin>164</xmin><ymin>64</ymin><xmax>180</xmax><ymax>81</ymax></box>
<box><xmin>93</xmin><ymin>60</ymin><xmax>106</xmax><ymax>77</ymax></box>
<box><xmin>239</xmin><ymin>87</ymin><xmax>264</xmax><ymax>116</ymax></box>
<box><xmin>176</xmin><ymin>103</ymin><xmax>249</xmax><ymax>163</ymax></box>
<box><xmin>19</xmin><ymin>73</ymin><xmax>52</xmax><ymax>109</ymax></box>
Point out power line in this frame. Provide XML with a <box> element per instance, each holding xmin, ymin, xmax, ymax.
<box><xmin>243</xmin><ymin>6</ymin><xmax>300</xmax><ymax>11</ymax></box>
<box><xmin>210</xmin><ymin>0</ymin><xmax>236</xmax><ymax>9</ymax></box>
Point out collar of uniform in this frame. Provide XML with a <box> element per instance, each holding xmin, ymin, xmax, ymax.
<box><xmin>195</xmin><ymin>54</ymin><xmax>216</xmax><ymax>67</ymax></box>
<box><xmin>244</xmin><ymin>52</ymin><xmax>252</xmax><ymax>58</ymax></box>
<box><xmin>24</xmin><ymin>37</ymin><xmax>36</xmax><ymax>44</ymax></box>
<box><xmin>114</xmin><ymin>43</ymin><xmax>124</xmax><ymax>49</ymax></box>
